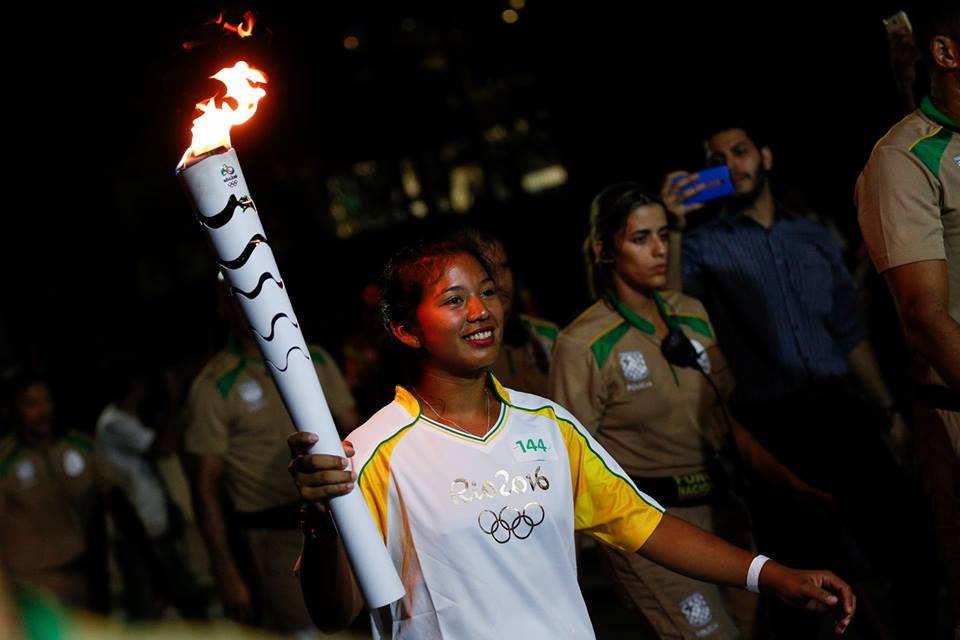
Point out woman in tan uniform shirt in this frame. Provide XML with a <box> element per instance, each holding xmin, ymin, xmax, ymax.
<box><xmin>550</xmin><ymin>183</ymin><xmax>835</xmax><ymax>639</ymax></box>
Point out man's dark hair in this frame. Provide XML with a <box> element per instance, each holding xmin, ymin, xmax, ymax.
<box><xmin>913</xmin><ymin>3</ymin><xmax>960</xmax><ymax>68</ymax></box>
<box><xmin>699</xmin><ymin>114</ymin><xmax>771</xmax><ymax>153</ymax></box>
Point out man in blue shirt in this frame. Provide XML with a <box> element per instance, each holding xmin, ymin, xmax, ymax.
<box><xmin>663</xmin><ymin>122</ymin><xmax>923</xmax><ymax>636</ymax></box>
<box><xmin>664</xmin><ymin>124</ymin><xmax>901</xmax><ymax>421</ymax></box>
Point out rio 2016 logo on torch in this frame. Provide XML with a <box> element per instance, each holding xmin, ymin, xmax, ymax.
<box><xmin>221</xmin><ymin>163</ymin><xmax>239</xmax><ymax>187</ymax></box>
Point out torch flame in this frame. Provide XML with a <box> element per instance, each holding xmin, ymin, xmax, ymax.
<box><xmin>223</xmin><ymin>11</ymin><xmax>256</xmax><ymax>38</ymax></box>
<box><xmin>178</xmin><ymin>61</ymin><xmax>268</xmax><ymax>170</ymax></box>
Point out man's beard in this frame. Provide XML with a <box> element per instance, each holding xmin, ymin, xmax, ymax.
<box><xmin>727</xmin><ymin>163</ymin><xmax>768</xmax><ymax>210</ymax></box>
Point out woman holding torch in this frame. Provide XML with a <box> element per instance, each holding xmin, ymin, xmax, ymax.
<box><xmin>287</xmin><ymin>234</ymin><xmax>855</xmax><ymax>638</ymax></box>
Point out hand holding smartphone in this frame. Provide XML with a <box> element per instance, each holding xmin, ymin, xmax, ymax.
<box><xmin>670</xmin><ymin>165</ymin><xmax>734</xmax><ymax>205</ymax></box>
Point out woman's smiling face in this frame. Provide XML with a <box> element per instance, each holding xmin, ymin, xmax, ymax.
<box><xmin>401</xmin><ymin>252</ymin><xmax>504</xmax><ymax>376</ymax></box>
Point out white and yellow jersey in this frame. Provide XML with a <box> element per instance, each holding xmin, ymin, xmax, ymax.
<box><xmin>348</xmin><ymin>374</ymin><xmax>665</xmax><ymax>639</ymax></box>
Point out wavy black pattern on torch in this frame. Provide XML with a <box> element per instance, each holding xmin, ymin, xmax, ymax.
<box><xmin>266</xmin><ymin>345</ymin><xmax>310</xmax><ymax>372</ymax></box>
<box><xmin>231</xmin><ymin>272</ymin><xmax>284</xmax><ymax>299</ymax></box>
<box><xmin>250</xmin><ymin>313</ymin><xmax>299</xmax><ymax>342</ymax></box>
<box><xmin>197</xmin><ymin>194</ymin><xmax>256</xmax><ymax>229</ymax></box>
<box><xmin>218</xmin><ymin>234</ymin><xmax>268</xmax><ymax>270</ymax></box>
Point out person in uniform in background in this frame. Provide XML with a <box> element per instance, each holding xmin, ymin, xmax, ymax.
<box><xmin>185</xmin><ymin>286</ymin><xmax>359</xmax><ymax>634</ymax></box>
<box><xmin>455</xmin><ymin>228</ymin><xmax>559</xmax><ymax>397</ymax></box>
<box><xmin>550</xmin><ymin>184</ymin><xmax>837</xmax><ymax>639</ymax></box>
<box><xmin>0</xmin><ymin>371</ymin><xmax>108</xmax><ymax>612</ymax></box>
<box><xmin>856</xmin><ymin>4</ymin><xmax>960</xmax><ymax>629</ymax></box>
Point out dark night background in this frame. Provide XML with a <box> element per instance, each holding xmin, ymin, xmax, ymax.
<box><xmin>5</xmin><ymin>2</ymin><xmax>920</xmax><ymax>426</ymax></box>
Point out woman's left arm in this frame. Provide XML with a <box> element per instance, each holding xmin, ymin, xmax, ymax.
<box><xmin>639</xmin><ymin>514</ymin><xmax>855</xmax><ymax>634</ymax></box>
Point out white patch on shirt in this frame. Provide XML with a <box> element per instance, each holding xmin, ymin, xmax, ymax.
<box><xmin>237</xmin><ymin>379</ymin><xmax>265</xmax><ymax>410</ymax></box>
<box><xmin>510</xmin><ymin>432</ymin><xmax>559</xmax><ymax>462</ymax></box>
<box><xmin>62</xmin><ymin>448</ymin><xmax>85</xmax><ymax>477</ymax></box>
<box><xmin>689</xmin><ymin>339</ymin><xmax>711</xmax><ymax>374</ymax></box>
<box><xmin>679</xmin><ymin>591</ymin><xmax>714</xmax><ymax>629</ymax></box>
<box><xmin>953</xmin><ymin>154</ymin><xmax>960</xmax><ymax>168</ymax></box>
<box><xmin>618</xmin><ymin>351</ymin><xmax>649</xmax><ymax>382</ymax></box>
<box><xmin>15</xmin><ymin>460</ymin><xmax>37</xmax><ymax>487</ymax></box>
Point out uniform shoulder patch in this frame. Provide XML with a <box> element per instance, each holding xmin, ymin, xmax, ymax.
<box><xmin>215</xmin><ymin>359</ymin><xmax>248</xmax><ymax>399</ymax></box>
<box><xmin>520</xmin><ymin>314</ymin><xmax>560</xmax><ymax>342</ymax></box>
<box><xmin>589</xmin><ymin>322</ymin><xmax>630</xmax><ymax>369</ymax></box>
<box><xmin>909</xmin><ymin>127</ymin><xmax>952</xmax><ymax>178</ymax></box>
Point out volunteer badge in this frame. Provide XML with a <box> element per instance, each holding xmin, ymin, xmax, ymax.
<box><xmin>618</xmin><ymin>351</ymin><xmax>648</xmax><ymax>382</ymax></box>
<box><xmin>679</xmin><ymin>592</ymin><xmax>713</xmax><ymax>628</ymax></box>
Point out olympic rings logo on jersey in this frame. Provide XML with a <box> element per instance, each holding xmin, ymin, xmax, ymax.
<box><xmin>477</xmin><ymin>502</ymin><xmax>545</xmax><ymax>543</ymax></box>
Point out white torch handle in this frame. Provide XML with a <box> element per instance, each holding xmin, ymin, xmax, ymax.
<box><xmin>179</xmin><ymin>148</ymin><xmax>404</xmax><ymax>608</ymax></box>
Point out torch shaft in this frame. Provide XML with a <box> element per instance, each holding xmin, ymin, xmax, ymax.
<box><xmin>179</xmin><ymin>148</ymin><xmax>404</xmax><ymax>608</ymax></box>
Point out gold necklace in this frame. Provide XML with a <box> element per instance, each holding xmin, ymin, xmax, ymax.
<box><xmin>415</xmin><ymin>388</ymin><xmax>490</xmax><ymax>433</ymax></box>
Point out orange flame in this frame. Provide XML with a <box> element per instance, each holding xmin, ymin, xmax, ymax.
<box><xmin>223</xmin><ymin>11</ymin><xmax>255</xmax><ymax>38</ymax></box>
<box><xmin>178</xmin><ymin>61</ymin><xmax>268</xmax><ymax>170</ymax></box>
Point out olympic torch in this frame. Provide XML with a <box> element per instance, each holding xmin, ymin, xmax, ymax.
<box><xmin>176</xmin><ymin>61</ymin><xmax>404</xmax><ymax>608</ymax></box>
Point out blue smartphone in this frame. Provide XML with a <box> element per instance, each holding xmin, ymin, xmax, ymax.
<box><xmin>672</xmin><ymin>165</ymin><xmax>734</xmax><ymax>204</ymax></box>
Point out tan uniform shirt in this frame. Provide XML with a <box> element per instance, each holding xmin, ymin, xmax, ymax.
<box><xmin>856</xmin><ymin>96</ymin><xmax>960</xmax><ymax>386</ymax></box>
<box><xmin>490</xmin><ymin>313</ymin><xmax>559</xmax><ymax>397</ymax></box>
<box><xmin>549</xmin><ymin>291</ymin><xmax>734</xmax><ymax>477</ymax></box>
<box><xmin>185</xmin><ymin>345</ymin><xmax>355</xmax><ymax>514</ymax></box>
<box><xmin>0</xmin><ymin>432</ymin><xmax>102</xmax><ymax>574</ymax></box>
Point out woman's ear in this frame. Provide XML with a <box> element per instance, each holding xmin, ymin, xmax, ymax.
<box><xmin>761</xmin><ymin>146</ymin><xmax>774</xmax><ymax>171</ymax></box>
<box><xmin>390</xmin><ymin>321</ymin><xmax>421</xmax><ymax>349</ymax></box>
<box><xmin>593</xmin><ymin>239</ymin><xmax>614</xmax><ymax>264</ymax></box>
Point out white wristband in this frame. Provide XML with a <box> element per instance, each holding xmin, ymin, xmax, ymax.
<box><xmin>746</xmin><ymin>555</ymin><xmax>770</xmax><ymax>593</ymax></box>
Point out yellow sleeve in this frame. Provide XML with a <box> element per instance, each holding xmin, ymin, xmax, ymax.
<box><xmin>552</xmin><ymin>407</ymin><xmax>664</xmax><ymax>553</ymax></box>
<box><xmin>352</xmin><ymin>420</ymin><xmax>415</xmax><ymax>542</ymax></box>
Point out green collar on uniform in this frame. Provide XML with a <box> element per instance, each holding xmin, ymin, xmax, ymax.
<box><xmin>910</xmin><ymin>100</ymin><xmax>956</xmax><ymax>178</ymax></box>
<box><xmin>218</xmin><ymin>340</ymin><xmax>327</xmax><ymax>398</ymax></box>
<box><xmin>604</xmin><ymin>290</ymin><xmax>683</xmax><ymax>385</ymax></box>
<box><xmin>606</xmin><ymin>289</ymin><xmax>713</xmax><ymax>337</ymax></box>
<box><xmin>605</xmin><ymin>290</ymin><xmax>657</xmax><ymax>335</ymax></box>
<box><xmin>921</xmin><ymin>96</ymin><xmax>960</xmax><ymax>133</ymax></box>
<box><xmin>17</xmin><ymin>590</ymin><xmax>69</xmax><ymax>640</ymax></box>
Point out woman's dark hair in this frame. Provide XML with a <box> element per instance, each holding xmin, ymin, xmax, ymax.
<box><xmin>378</xmin><ymin>235</ymin><xmax>495</xmax><ymax>381</ymax></box>
<box><xmin>584</xmin><ymin>182</ymin><xmax>669</xmax><ymax>299</ymax></box>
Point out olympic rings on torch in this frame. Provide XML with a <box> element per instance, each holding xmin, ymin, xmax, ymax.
<box><xmin>477</xmin><ymin>502</ymin><xmax>545</xmax><ymax>543</ymax></box>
